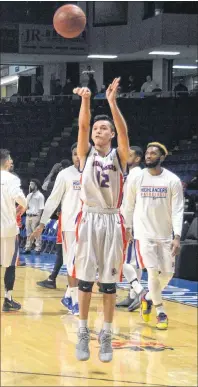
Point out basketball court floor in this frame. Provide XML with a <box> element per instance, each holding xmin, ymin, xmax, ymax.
<box><xmin>1</xmin><ymin>253</ymin><xmax>197</xmax><ymax>386</ymax></box>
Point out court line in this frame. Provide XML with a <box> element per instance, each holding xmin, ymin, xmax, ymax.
<box><xmin>1</xmin><ymin>370</ymin><xmax>168</xmax><ymax>386</ymax></box>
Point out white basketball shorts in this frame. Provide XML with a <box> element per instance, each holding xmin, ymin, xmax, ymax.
<box><xmin>62</xmin><ymin>231</ymin><xmax>76</xmax><ymax>268</ymax></box>
<box><xmin>71</xmin><ymin>206</ymin><xmax>126</xmax><ymax>283</ymax></box>
<box><xmin>137</xmin><ymin>239</ymin><xmax>175</xmax><ymax>273</ymax></box>
<box><xmin>1</xmin><ymin>235</ymin><xmax>19</xmax><ymax>267</ymax></box>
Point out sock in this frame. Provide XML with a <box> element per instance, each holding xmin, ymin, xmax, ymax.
<box><xmin>145</xmin><ymin>292</ymin><xmax>152</xmax><ymax>301</ymax></box>
<box><xmin>135</xmin><ymin>267</ymin><xmax>142</xmax><ymax>282</ymax></box>
<box><xmin>5</xmin><ymin>290</ymin><xmax>12</xmax><ymax>301</ymax></box>
<box><xmin>65</xmin><ymin>286</ymin><xmax>71</xmax><ymax>298</ymax></box>
<box><xmin>70</xmin><ymin>287</ymin><xmax>78</xmax><ymax>305</ymax></box>
<box><xmin>129</xmin><ymin>288</ymin><xmax>136</xmax><ymax>299</ymax></box>
<box><xmin>156</xmin><ymin>305</ymin><xmax>166</xmax><ymax>316</ymax></box>
<box><xmin>123</xmin><ymin>263</ymin><xmax>137</xmax><ymax>283</ymax></box>
<box><xmin>103</xmin><ymin>322</ymin><xmax>112</xmax><ymax>332</ymax></box>
<box><xmin>131</xmin><ymin>279</ymin><xmax>143</xmax><ymax>295</ymax></box>
<box><xmin>79</xmin><ymin>319</ymin><xmax>88</xmax><ymax>331</ymax></box>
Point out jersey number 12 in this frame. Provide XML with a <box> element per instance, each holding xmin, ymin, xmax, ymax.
<box><xmin>97</xmin><ymin>171</ymin><xmax>109</xmax><ymax>188</ymax></box>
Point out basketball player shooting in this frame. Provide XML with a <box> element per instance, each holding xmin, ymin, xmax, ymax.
<box><xmin>72</xmin><ymin>78</ymin><xmax>130</xmax><ymax>363</ymax></box>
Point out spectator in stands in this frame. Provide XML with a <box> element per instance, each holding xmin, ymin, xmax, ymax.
<box><xmin>128</xmin><ymin>75</ymin><xmax>136</xmax><ymax>93</ymax></box>
<box><xmin>174</xmin><ymin>78</ymin><xmax>188</xmax><ymax>93</ymax></box>
<box><xmin>23</xmin><ymin>179</ymin><xmax>45</xmax><ymax>254</ymax></box>
<box><xmin>54</xmin><ymin>79</ymin><xmax>62</xmax><ymax>95</ymax></box>
<box><xmin>35</xmin><ymin>76</ymin><xmax>44</xmax><ymax>96</ymax></box>
<box><xmin>94</xmin><ymin>85</ymin><xmax>106</xmax><ymax>99</ymax></box>
<box><xmin>87</xmin><ymin>74</ymin><xmax>98</xmax><ymax>96</ymax></box>
<box><xmin>62</xmin><ymin>78</ymin><xmax>74</xmax><ymax>95</ymax></box>
<box><xmin>141</xmin><ymin>75</ymin><xmax>156</xmax><ymax>93</ymax></box>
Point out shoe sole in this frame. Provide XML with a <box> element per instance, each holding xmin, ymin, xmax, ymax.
<box><xmin>76</xmin><ymin>351</ymin><xmax>90</xmax><ymax>361</ymax></box>
<box><xmin>2</xmin><ymin>306</ymin><xmax>21</xmax><ymax>312</ymax></box>
<box><xmin>99</xmin><ymin>354</ymin><xmax>113</xmax><ymax>363</ymax></box>
<box><xmin>37</xmin><ymin>282</ymin><xmax>56</xmax><ymax>289</ymax></box>
<box><xmin>60</xmin><ymin>299</ymin><xmax>72</xmax><ymax>312</ymax></box>
<box><xmin>156</xmin><ymin>321</ymin><xmax>168</xmax><ymax>330</ymax></box>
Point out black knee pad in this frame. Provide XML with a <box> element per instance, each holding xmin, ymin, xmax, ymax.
<box><xmin>78</xmin><ymin>280</ymin><xmax>94</xmax><ymax>293</ymax></box>
<box><xmin>100</xmin><ymin>283</ymin><xmax>116</xmax><ymax>294</ymax></box>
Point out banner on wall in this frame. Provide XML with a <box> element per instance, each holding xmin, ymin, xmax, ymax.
<box><xmin>19</xmin><ymin>24</ymin><xmax>88</xmax><ymax>55</ymax></box>
<box><xmin>0</xmin><ymin>24</ymin><xmax>19</xmax><ymax>53</ymax></box>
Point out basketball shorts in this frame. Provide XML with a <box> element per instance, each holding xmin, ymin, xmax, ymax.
<box><xmin>137</xmin><ymin>239</ymin><xmax>175</xmax><ymax>273</ymax></box>
<box><xmin>62</xmin><ymin>231</ymin><xmax>76</xmax><ymax>267</ymax></box>
<box><xmin>1</xmin><ymin>235</ymin><xmax>19</xmax><ymax>267</ymax></box>
<box><xmin>71</xmin><ymin>206</ymin><xmax>126</xmax><ymax>283</ymax></box>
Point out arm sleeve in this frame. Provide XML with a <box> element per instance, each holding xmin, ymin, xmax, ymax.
<box><xmin>9</xmin><ymin>176</ymin><xmax>27</xmax><ymax>208</ymax></box>
<box><xmin>40</xmin><ymin>172</ymin><xmax>66</xmax><ymax>225</ymax></box>
<box><xmin>171</xmin><ymin>179</ymin><xmax>184</xmax><ymax>237</ymax></box>
<box><xmin>123</xmin><ymin>175</ymin><xmax>137</xmax><ymax>229</ymax></box>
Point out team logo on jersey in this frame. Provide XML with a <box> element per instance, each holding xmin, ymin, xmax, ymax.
<box><xmin>92</xmin><ymin>160</ymin><xmax>117</xmax><ymax>172</ymax></box>
<box><xmin>141</xmin><ymin>186</ymin><xmax>167</xmax><ymax>199</ymax></box>
<box><xmin>73</xmin><ymin>180</ymin><xmax>81</xmax><ymax>190</ymax></box>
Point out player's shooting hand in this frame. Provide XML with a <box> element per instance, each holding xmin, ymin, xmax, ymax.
<box><xmin>30</xmin><ymin>224</ymin><xmax>45</xmax><ymax>242</ymax></box>
<box><xmin>126</xmin><ymin>228</ymin><xmax>133</xmax><ymax>243</ymax></box>
<box><xmin>171</xmin><ymin>237</ymin><xmax>180</xmax><ymax>257</ymax></box>
<box><xmin>73</xmin><ymin>87</ymin><xmax>91</xmax><ymax>99</ymax></box>
<box><xmin>106</xmin><ymin>77</ymin><xmax>120</xmax><ymax>104</ymax></box>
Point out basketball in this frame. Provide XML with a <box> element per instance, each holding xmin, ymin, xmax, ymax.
<box><xmin>53</xmin><ymin>4</ymin><xmax>86</xmax><ymax>39</ymax></box>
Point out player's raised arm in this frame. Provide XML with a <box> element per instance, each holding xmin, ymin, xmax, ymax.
<box><xmin>106</xmin><ymin>78</ymin><xmax>130</xmax><ymax>169</ymax></box>
<box><xmin>73</xmin><ymin>87</ymin><xmax>91</xmax><ymax>161</ymax></box>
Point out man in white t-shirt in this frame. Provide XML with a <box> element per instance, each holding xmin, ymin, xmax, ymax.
<box><xmin>0</xmin><ymin>149</ymin><xmax>27</xmax><ymax>311</ymax></box>
<box><xmin>124</xmin><ymin>142</ymin><xmax>184</xmax><ymax>330</ymax></box>
<box><xmin>117</xmin><ymin>146</ymin><xmax>145</xmax><ymax>310</ymax></box>
<box><xmin>31</xmin><ymin>143</ymin><xmax>81</xmax><ymax>316</ymax></box>
<box><xmin>141</xmin><ymin>75</ymin><xmax>156</xmax><ymax>93</ymax></box>
<box><xmin>24</xmin><ymin>179</ymin><xmax>45</xmax><ymax>254</ymax></box>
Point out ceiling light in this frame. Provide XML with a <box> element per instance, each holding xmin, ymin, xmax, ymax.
<box><xmin>149</xmin><ymin>51</ymin><xmax>180</xmax><ymax>55</ymax></box>
<box><xmin>173</xmin><ymin>65</ymin><xmax>198</xmax><ymax>69</ymax></box>
<box><xmin>87</xmin><ymin>55</ymin><xmax>117</xmax><ymax>59</ymax></box>
<box><xmin>196</xmin><ymin>60</ymin><xmax>198</xmax><ymax>62</ymax></box>
<box><xmin>0</xmin><ymin>75</ymin><xmax>19</xmax><ymax>86</ymax></box>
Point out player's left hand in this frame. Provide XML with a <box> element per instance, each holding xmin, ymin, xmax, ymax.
<box><xmin>106</xmin><ymin>77</ymin><xmax>120</xmax><ymax>104</ymax></box>
<box><xmin>171</xmin><ymin>237</ymin><xmax>180</xmax><ymax>257</ymax></box>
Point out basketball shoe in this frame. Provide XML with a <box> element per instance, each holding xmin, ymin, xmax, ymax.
<box><xmin>156</xmin><ymin>313</ymin><xmax>168</xmax><ymax>330</ymax></box>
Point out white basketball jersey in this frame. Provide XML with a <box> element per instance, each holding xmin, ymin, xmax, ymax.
<box><xmin>80</xmin><ymin>147</ymin><xmax>124</xmax><ymax>208</ymax></box>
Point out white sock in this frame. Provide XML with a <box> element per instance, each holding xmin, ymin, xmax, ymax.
<box><xmin>70</xmin><ymin>287</ymin><xmax>78</xmax><ymax>305</ymax></box>
<box><xmin>79</xmin><ymin>319</ymin><xmax>88</xmax><ymax>331</ymax></box>
<box><xmin>156</xmin><ymin>305</ymin><xmax>166</xmax><ymax>316</ymax></box>
<box><xmin>123</xmin><ymin>263</ymin><xmax>137</xmax><ymax>283</ymax></box>
<box><xmin>65</xmin><ymin>286</ymin><xmax>71</xmax><ymax>298</ymax></box>
<box><xmin>135</xmin><ymin>267</ymin><xmax>142</xmax><ymax>282</ymax></box>
<box><xmin>103</xmin><ymin>322</ymin><xmax>112</xmax><ymax>332</ymax></box>
<box><xmin>5</xmin><ymin>290</ymin><xmax>12</xmax><ymax>301</ymax></box>
<box><xmin>131</xmin><ymin>279</ymin><xmax>143</xmax><ymax>295</ymax></box>
<box><xmin>145</xmin><ymin>292</ymin><xmax>152</xmax><ymax>301</ymax></box>
<box><xmin>130</xmin><ymin>288</ymin><xmax>136</xmax><ymax>299</ymax></box>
